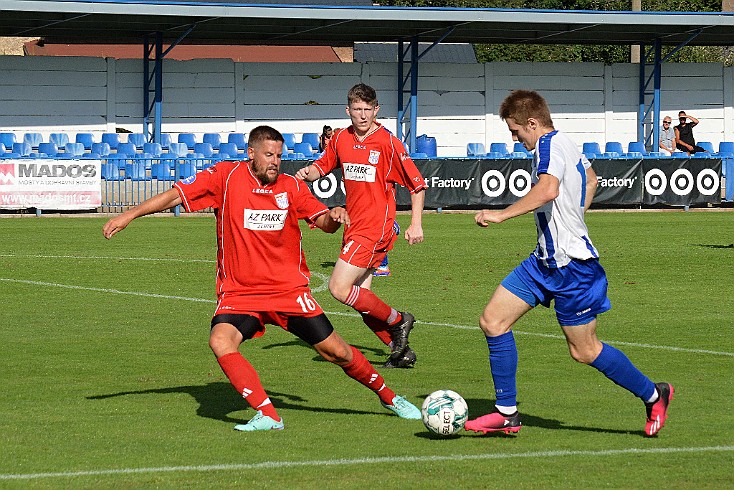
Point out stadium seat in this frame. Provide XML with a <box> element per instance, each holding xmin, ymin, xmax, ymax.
<box><xmin>194</xmin><ymin>142</ymin><xmax>214</xmax><ymax>158</ymax></box>
<box><xmin>605</xmin><ymin>142</ymin><xmax>624</xmax><ymax>155</ymax></box>
<box><xmin>102</xmin><ymin>133</ymin><xmax>121</xmax><ymax>150</ymax></box>
<box><xmin>100</xmin><ymin>163</ymin><xmax>122</xmax><ymax>181</ymax></box>
<box><xmin>75</xmin><ymin>133</ymin><xmax>95</xmax><ymax>150</ymax></box>
<box><xmin>627</xmin><ymin>141</ymin><xmax>648</xmax><ymax>156</ymax></box>
<box><xmin>168</xmin><ymin>142</ymin><xmax>189</xmax><ymax>157</ymax></box>
<box><xmin>0</xmin><ymin>133</ymin><xmax>16</xmax><ymax>148</ymax></box>
<box><xmin>0</xmin><ymin>143</ymin><xmax>5</xmax><ymax>155</ymax></box>
<box><xmin>49</xmin><ymin>133</ymin><xmax>70</xmax><ymax>148</ymax></box>
<box><xmin>227</xmin><ymin>132</ymin><xmax>248</xmax><ymax>150</ymax></box>
<box><xmin>178</xmin><ymin>133</ymin><xmax>197</xmax><ymax>150</ymax></box>
<box><xmin>410</xmin><ymin>152</ymin><xmax>429</xmax><ymax>159</ymax></box>
<box><xmin>12</xmin><ymin>142</ymin><xmax>32</xmax><ymax>157</ymax></box>
<box><xmin>282</xmin><ymin>133</ymin><xmax>297</xmax><ymax>150</ymax></box>
<box><xmin>301</xmin><ymin>133</ymin><xmax>320</xmax><ymax>150</ymax></box>
<box><xmin>582</xmin><ymin>142</ymin><xmax>601</xmax><ymax>157</ymax></box>
<box><xmin>81</xmin><ymin>153</ymin><xmax>101</xmax><ymax>160</ymax></box>
<box><xmin>158</xmin><ymin>133</ymin><xmax>173</xmax><ymax>149</ymax></box>
<box><xmin>91</xmin><ymin>142</ymin><xmax>111</xmax><ymax>157</ymax></box>
<box><xmin>64</xmin><ymin>142</ymin><xmax>85</xmax><ymax>157</ymax></box>
<box><xmin>293</xmin><ymin>152</ymin><xmax>308</xmax><ymax>160</ymax></box>
<box><xmin>124</xmin><ymin>162</ymin><xmax>149</xmax><ymax>181</ymax></box>
<box><xmin>143</xmin><ymin>142</ymin><xmax>163</xmax><ymax>157</ymax></box>
<box><xmin>718</xmin><ymin>141</ymin><xmax>734</xmax><ymax>155</ymax></box>
<box><xmin>416</xmin><ymin>134</ymin><xmax>437</xmax><ymax>158</ymax></box>
<box><xmin>511</xmin><ymin>151</ymin><xmax>531</xmax><ymax>159</ymax></box>
<box><xmin>697</xmin><ymin>141</ymin><xmax>714</xmax><ymax>153</ymax></box>
<box><xmin>38</xmin><ymin>142</ymin><xmax>59</xmax><ymax>157</ymax></box>
<box><xmin>23</xmin><ymin>132</ymin><xmax>43</xmax><ymax>149</ymax></box>
<box><xmin>203</xmin><ymin>133</ymin><xmax>222</xmax><ymax>149</ymax></box>
<box><xmin>489</xmin><ymin>142</ymin><xmax>510</xmax><ymax>156</ymax></box>
<box><xmin>127</xmin><ymin>133</ymin><xmax>146</xmax><ymax>149</ymax></box>
<box><xmin>116</xmin><ymin>142</ymin><xmax>137</xmax><ymax>156</ymax></box>
<box><xmin>151</xmin><ymin>162</ymin><xmax>175</xmax><ymax>181</ymax></box>
<box><xmin>293</xmin><ymin>142</ymin><xmax>314</xmax><ymax>155</ymax></box>
<box><xmin>466</xmin><ymin>143</ymin><xmax>485</xmax><ymax>157</ymax></box>
<box><xmin>176</xmin><ymin>162</ymin><xmax>196</xmax><ymax>179</ymax></box>
<box><xmin>218</xmin><ymin>142</ymin><xmax>239</xmax><ymax>159</ymax></box>
<box><xmin>646</xmin><ymin>151</ymin><xmax>666</xmax><ymax>158</ymax></box>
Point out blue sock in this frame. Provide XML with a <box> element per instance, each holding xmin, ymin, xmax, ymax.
<box><xmin>590</xmin><ymin>343</ymin><xmax>655</xmax><ymax>401</ymax></box>
<box><xmin>486</xmin><ymin>331</ymin><xmax>518</xmax><ymax>407</ymax></box>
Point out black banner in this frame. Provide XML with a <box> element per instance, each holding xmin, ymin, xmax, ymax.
<box><xmin>282</xmin><ymin>158</ymin><xmax>721</xmax><ymax>209</ymax></box>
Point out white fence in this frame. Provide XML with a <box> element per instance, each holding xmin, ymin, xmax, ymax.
<box><xmin>0</xmin><ymin>55</ymin><xmax>732</xmax><ymax>156</ymax></box>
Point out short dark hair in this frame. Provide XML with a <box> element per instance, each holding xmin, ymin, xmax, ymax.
<box><xmin>347</xmin><ymin>83</ymin><xmax>378</xmax><ymax>106</ymax></box>
<box><xmin>499</xmin><ymin>90</ymin><xmax>554</xmax><ymax>128</ymax></box>
<box><xmin>248</xmin><ymin>125</ymin><xmax>284</xmax><ymax>147</ymax></box>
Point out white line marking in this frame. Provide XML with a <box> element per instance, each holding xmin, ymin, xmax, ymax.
<box><xmin>1</xmin><ymin>446</ymin><xmax>732</xmax><ymax>481</ymax></box>
<box><xmin>2</xmin><ymin>277</ymin><xmax>732</xmax><ymax>358</ymax></box>
<box><xmin>0</xmin><ymin>253</ymin><xmax>215</xmax><ymax>263</ymax></box>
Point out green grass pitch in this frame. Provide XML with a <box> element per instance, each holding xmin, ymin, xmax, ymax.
<box><xmin>0</xmin><ymin>211</ymin><xmax>732</xmax><ymax>488</ymax></box>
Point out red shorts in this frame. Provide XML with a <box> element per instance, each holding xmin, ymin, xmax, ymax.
<box><xmin>339</xmin><ymin>232</ymin><xmax>397</xmax><ymax>269</ymax></box>
<box><xmin>213</xmin><ymin>287</ymin><xmax>324</xmax><ymax>338</ymax></box>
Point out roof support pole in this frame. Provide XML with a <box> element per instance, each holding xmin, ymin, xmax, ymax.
<box><xmin>638</xmin><ymin>38</ymin><xmax>662</xmax><ymax>149</ymax></box>
<box><xmin>396</xmin><ymin>37</ymin><xmax>419</xmax><ymax>151</ymax></box>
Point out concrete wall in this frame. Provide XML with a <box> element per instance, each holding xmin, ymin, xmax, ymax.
<box><xmin>0</xmin><ymin>55</ymin><xmax>731</xmax><ymax>156</ymax></box>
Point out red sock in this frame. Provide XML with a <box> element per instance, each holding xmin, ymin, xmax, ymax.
<box><xmin>217</xmin><ymin>352</ymin><xmax>280</xmax><ymax>421</ymax></box>
<box><xmin>346</xmin><ymin>286</ymin><xmax>401</xmax><ymax>325</ymax></box>
<box><xmin>361</xmin><ymin>313</ymin><xmax>392</xmax><ymax>346</ymax></box>
<box><xmin>341</xmin><ymin>346</ymin><xmax>396</xmax><ymax>405</ymax></box>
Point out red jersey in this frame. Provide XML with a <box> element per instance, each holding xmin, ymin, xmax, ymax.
<box><xmin>174</xmin><ymin>161</ymin><xmax>328</xmax><ymax>301</ymax></box>
<box><xmin>313</xmin><ymin>123</ymin><xmax>426</xmax><ymax>247</ymax></box>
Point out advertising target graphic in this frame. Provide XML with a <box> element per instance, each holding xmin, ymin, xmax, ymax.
<box><xmin>312</xmin><ymin>174</ymin><xmax>345</xmax><ymax>199</ymax></box>
<box><xmin>481</xmin><ymin>169</ymin><xmax>531</xmax><ymax>198</ymax></box>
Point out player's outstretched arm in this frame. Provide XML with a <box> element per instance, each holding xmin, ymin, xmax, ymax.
<box><xmin>294</xmin><ymin>165</ymin><xmax>322</xmax><ymax>182</ymax></box>
<box><xmin>314</xmin><ymin>206</ymin><xmax>349</xmax><ymax>234</ymax></box>
<box><xmin>475</xmin><ymin>173</ymin><xmax>559</xmax><ymax>227</ymax></box>
<box><xmin>404</xmin><ymin>189</ymin><xmax>425</xmax><ymax>245</ymax></box>
<box><xmin>103</xmin><ymin>188</ymin><xmax>182</xmax><ymax>239</ymax></box>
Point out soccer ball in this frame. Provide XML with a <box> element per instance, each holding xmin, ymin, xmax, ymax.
<box><xmin>421</xmin><ymin>390</ymin><xmax>469</xmax><ymax>436</ymax></box>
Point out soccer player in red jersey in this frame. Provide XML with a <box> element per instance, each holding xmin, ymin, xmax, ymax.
<box><xmin>296</xmin><ymin>84</ymin><xmax>427</xmax><ymax>369</ymax></box>
<box><xmin>102</xmin><ymin>125</ymin><xmax>421</xmax><ymax>431</ymax></box>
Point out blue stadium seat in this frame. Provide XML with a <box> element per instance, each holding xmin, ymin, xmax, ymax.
<box><xmin>100</xmin><ymin>163</ymin><xmax>122</xmax><ymax>181</ymax></box>
<box><xmin>92</xmin><ymin>142</ymin><xmax>111</xmax><ymax>157</ymax></box>
<box><xmin>218</xmin><ymin>142</ymin><xmax>239</xmax><ymax>159</ymax></box>
<box><xmin>168</xmin><ymin>142</ymin><xmax>189</xmax><ymax>157</ymax></box>
<box><xmin>194</xmin><ymin>142</ymin><xmax>214</xmax><ymax>158</ymax></box>
<box><xmin>203</xmin><ymin>133</ymin><xmax>222</xmax><ymax>149</ymax></box>
<box><xmin>466</xmin><ymin>143</ymin><xmax>485</xmax><ymax>157</ymax></box>
<box><xmin>301</xmin><ymin>133</ymin><xmax>320</xmax><ymax>150</ymax></box>
<box><xmin>513</xmin><ymin>142</ymin><xmax>528</xmax><ymax>154</ymax></box>
<box><xmin>176</xmin><ymin>162</ymin><xmax>196</xmax><ymax>179</ymax></box>
<box><xmin>12</xmin><ymin>142</ymin><xmax>32</xmax><ymax>156</ymax></box>
<box><xmin>511</xmin><ymin>151</ymin><xmax>531</xmax><ymax>159</ymax></box>
<box><xmin>75</xmin><ymin>133</ymin><xmax>95</xmax><ymax>150</ymax></box>
<box><xmin>282</xmin><ymin>133</ymin><xmax>297</xmax><ymax>150</ymax></box>
<box><xmin>143</xmin><ymin>142</ymin><xmax>163</xmax><ymax>157</ymax></box>
<box><xmin>116</xmin><ymin>142</ymin><xmax>137</xmax><ymax>156</ymax></box>
<box><xmin>416</xmin><ymin>134</ymin><xmax>437</xmax><ymax>158</ymax></box>
<box><xmin>646</xmin><ymin>151</ymin><xmax>666</xmax><ymax>158</ymax></box>
<box><xmin>0</xmin><ymin>143</ymin><xmax>6</xmax><ymax>155</ymax></box>
<box><xmin>0</xmin><ymin>133</ymin><xmax>16</xmax><ymax>148</ymax></box>
<box><xmin>38</xmin><ymin>142</ymin><xmax>59</xmax><ymax>157</ymax></box>
<box><xmin>410</xmin><ymin>152</ymin><xmax>428</xmax><ymax>159</ymax></box>
<box><xmin>151</xmin><ymin>162</ymin><xmax>175</xmax><ymax>181</ymax></box>
<box><xmin>102</xmin><ymin>133</ymin><xmax>121</xmax><ymax>150</ymax></box>
<box><xmin>23</xmin><ymin>132</ymin><xmax>43</xmax><ymax>149</ymax></box>
<box><xmin>582</xmin><ymin>142</ymin><xmax>601</xmax><ymax>157</ymax></box>
<box><xmin>125</xmin><ymin>162</ymin><xmax>149</xmax><ymax>181</ymax></box>
<box><xmin>228</xmin><ymin>132</ymin><xmax>248</xmax><ymax>150</ymax></box>
<box><xmin>627</xmin><ymin>141</ymin><xmax>648</xmax><ymax>156</ymax></box>
<box><xmin>293</xmin><ymin>153</ymin><xmax>308</xmax><ymax>160</ymax></box>
<box><xmin>293</xmin><ymin>142</ymin><xmax>314</xmax><ymax>155</ymax></box>
<box><xmin>605</xmin><ymin>142</ymin><xmax>624</xmax><ymax>155</ymax></box>
<box><xmin>718</xmin><ymin>141</ymin><xmax>734</xmax><ymax>155</ymax></box>
<box><xmin>127</xmin><ymin>133</ymin><xmax>146</xmax><ymax>149</ymax></box>
<box><xmin>158</xmin><ymin>133</ymin><xmax>173</xmax><ymax>149</ymax></box>
<box><xmin>178</xmin><ymin>133</ymin><xmax>197</xmax><ymax>150</ymax></box>
<box><xmin>49</xmin><ymin>133</ymin><xmax>70</xmax><ymax>148</ymax></box>
<box><xmin>489</xmin><ymin>142</ymin><xmax>510</xmax><ymax>155</ymax></box>
<box><xmin>697</xmin><ymin>141</ymin><xmax>714</xmax><ymax>153</ymax></box>
<box><xmin>64</xmin><ymin>142</ymin><xmax>85</xmax><ymax>157</ymax></box>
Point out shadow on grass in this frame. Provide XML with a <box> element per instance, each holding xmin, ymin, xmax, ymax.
<box><xmin>88</xmin><ymin>382</ymin><xmax>387</xmax><ymax>424</ymax></box>
<box><xmin>693</xmin><ymin>243</ymin><xmax>734</xmax><ymax>249</ymax></box>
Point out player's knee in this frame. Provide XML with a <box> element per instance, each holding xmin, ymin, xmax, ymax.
<box><xmin>318</xmin><ymin>343</ymin><xmax>352</xmax><ymax>365</ymax></box>
<box><xmin>209</xmin><ymin>330</ymin><xmax>238</xmax><ymax>357</ymax></box>
<box><xmin>567</xmin><ymin>345</ymin><xmax>596</xmax><ymax>364</ymax></box>
<box><xmin>328</xmin><ymin>281</ymin><xmax>350</xmax><ymax>303</ymax></box>
<box><xmin>479</xmin><ymin>313</ymin><xmax>510</xmax><ymax>337</ymax></box>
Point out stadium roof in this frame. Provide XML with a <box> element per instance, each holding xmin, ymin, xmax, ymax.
<box><xmin>1</xmin><ymin>0</ymin><xmax>734</xmax><ymax>47</ymax></box>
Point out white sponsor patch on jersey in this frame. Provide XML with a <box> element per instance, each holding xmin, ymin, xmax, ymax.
<box><xmin>343</xmin><ymin>163</ymin><xmax>376</xmax><ymax>182</ymax></box>
<box><xmin>244</xmin><ymin>208</ymin><xmax>287</xmax><ymax>231</ymax></box>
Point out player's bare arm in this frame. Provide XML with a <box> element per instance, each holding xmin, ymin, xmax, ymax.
<box><xmin>103</xmin><ymin>187</ymin><xmax>182</xmax><ymax>239</ymax></box>
<box><xmin>584</xmin><ymin>166</ymin><xmax>598</xmax><ymax>212</ymax></box>
<box><xmin>405</xmin><ymin>189</ymin><xmax>425</xmax><ymax>244</ymax></box>
<box><xmin>475</xmin><ymin>173</ymin><xmax>559</xmax><ymax>227</ymax></box>
<box><xmin>314</xmin><ymin>206</ymin><xmax>350</xmax><ymax>233</ymax></box>
<box><xmin>295</xmin><ymin>164</ymin><xmax>322</xmax><ymax>182</ymax></box>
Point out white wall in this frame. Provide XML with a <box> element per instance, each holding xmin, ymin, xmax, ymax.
<box><xmin>0</xmin><ymin>55</ymin><xmax>731</xmax><ymax>156</ymax></box>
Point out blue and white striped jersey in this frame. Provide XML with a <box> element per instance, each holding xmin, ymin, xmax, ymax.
<box><xmin>532</xmin><ymin>130</ymin><xmax>599</xmax><ymax>268</ymax></box>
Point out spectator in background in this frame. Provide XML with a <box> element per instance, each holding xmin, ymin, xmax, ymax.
<box><xmin>675</xmin><ymin>111</ymin><xmax>706</xmax><ymax>155</ymax></box>
<box><xmin>319</xmin><ymin>125</ymin><xmax>333</xmax><ymax>153</ymax></box>
<box><xmin>658</xmin><ymin>116</ymin><xmax>675</xmax><ymax>155</ymax></box>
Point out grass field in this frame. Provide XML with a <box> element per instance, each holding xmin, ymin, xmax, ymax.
<box><xmin>1</xmin><ymin>211</ymin><xmax>733</xmax><ymax>488</ymax></box>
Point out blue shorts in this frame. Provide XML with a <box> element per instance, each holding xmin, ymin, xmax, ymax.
<box><xmin>501</xmin><ymin>254</ymin><xmax>612</xmax><ymax>326</ymax></box>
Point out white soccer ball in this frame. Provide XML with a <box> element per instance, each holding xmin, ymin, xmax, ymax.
<box><xmin>421</xmin><ymin>390</ymin><xmax>469</xmax><ymax>436</ymax></box>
